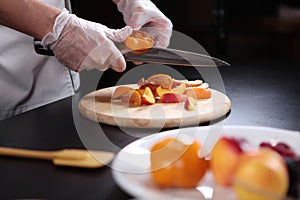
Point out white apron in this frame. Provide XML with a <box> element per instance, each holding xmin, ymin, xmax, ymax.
<box><xmin>0</xmin><ymin>0</ymin><xmax>80</xmax><ymax>120</ymax></box>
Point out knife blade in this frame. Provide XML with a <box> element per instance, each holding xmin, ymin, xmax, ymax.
<box><xmin>33</xmin><ymin>39</ymin><xmax>229</xmax><ymax>67</ymax></box>
<box><xmin>123</xmin><ymin>47</ymin><xmax>230</xmax><ymax>67</ymax></box>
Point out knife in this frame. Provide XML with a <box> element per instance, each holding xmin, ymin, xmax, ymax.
<box><xmin>33</xmin><ymin>39</ymin><xmax>230</xmax><ymax>67</ymax></box>
<box><xmin>123</xmin><ymin>47</ymin><xmax>230</xmax><ymax>67</ymax></box>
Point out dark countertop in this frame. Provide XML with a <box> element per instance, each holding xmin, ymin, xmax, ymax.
<box><xmin>0</xmin><ymin>60</ymin><xmax>299</xmax><ymax>199</ymax></box>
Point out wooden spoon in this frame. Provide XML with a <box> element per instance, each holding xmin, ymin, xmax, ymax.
<box><xmin>0</xmin><ymin>147</ymin><xmax>114</xmax><ymax>168</ymax></box>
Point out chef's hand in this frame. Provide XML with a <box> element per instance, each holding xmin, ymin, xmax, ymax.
<box><xmin>114</xmin><ymin>0</ymin><xmax>173</xmax><ymax>48</ymax></box>
<box><xmin>41</xmin><ymin>9</ymin><xmax>132</xmax><ymax>72</ymax></box>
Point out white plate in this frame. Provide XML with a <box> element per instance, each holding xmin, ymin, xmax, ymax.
<box><xmin>111</xmin><ymin>125</ymin><xmax>300</xmax><ymax>200</ymax></box>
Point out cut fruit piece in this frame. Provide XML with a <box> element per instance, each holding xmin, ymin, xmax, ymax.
<box><xmin>184</xmin><ymin>87</ymin><xmax>212</xmax><ymax>99</ymax></box>
<box><xmin>193</xmin><ymin>82</ymin><xmax>209</xmax><ymax>89</ymax></box>
<box><xmin>139</xmin><ymin>83</ymin><xmax>159</xmax><ymax>97</ymax></box>
<box><xmin>233</xmin><ymin>148</ymin><xmax>289</xmax><ymax>200</ymax></box>
<box><xmin>156</xmin><ymin>86</ymin><xmax>173</xmax><ymax>98</ymax></box>
<box><xmin>161</xmin><ymin>93</ymin><xmax>188</xmax><ymax>103</ymax></box>
<box><xmin>121</xmin><ymin>90</ymin><xmax>142</xmax><ymax>107</ymax></box>
<box><xmin>146</xmin><ymin>74</ymin><xmax>174</xmax><ymax>89</ymax></box>
<box><xmin>184</xmin><ymin>97</ymin><xmax>197</xmax><ymax>111</ymax></box>
<box><xmin>150</xmin><ymin>138</ymin><xmax>209</xmax><ymax>188</ymax></box>
<box><xmin>112</xmin><ymin>86</ymin><xmax>134</xmax><ymax>99</ymax></box>
<box><xmin>142</xmin><ymin>87</ymin><xmax>156</xmax><ymax>105</ymax></box>
<box><xmin>136</xmin><ymin>88</ymin><xmax>145</xmax><ymax>96</ymax></box>
<box><xmin>172</xmin><ymin>83</ymin><xmax>186</xmax><ymax>94</ymax></box>
<box><xmin>124</xmin><ymin>30</ymin><xmax>154</xmax><ymax>51</ymax></box>
<box><xmin>185</xmin><ymin>80</ymin><xmax>204</xmax><ymax>87</ymax></box>
<box><xmin>173</xmin><ymin>79</ymin><xmax>203</xmax><ymax>88</ymax></box>
<box><xmin>210</xmin><ymin>137</ymin><xmax>245</xmax><ymax>186</ymax></box>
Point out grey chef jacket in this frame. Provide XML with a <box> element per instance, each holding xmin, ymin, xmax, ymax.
<box><xmin>0</xmin><ymin>0</ymin><xmax>80</xmax><ymax>120</ymax></box>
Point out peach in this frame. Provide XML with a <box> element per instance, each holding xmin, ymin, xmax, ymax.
<box><xmin>124</xmin><ymin>30</ymin><xmax>154</xmax><ymax>51</ymax></box>
<box><xmin>139</xmin><ymin>83</ymin><xmax>159</xmax><ymax>97</ymax></box>
<box><xmin>142</xmin><ymin>87</ymin><xmax>155</xmax><ymax>105</ymax></box>
<box><xmin>156</xmin><ymin>86</ymin><xmax>173</xmax><ymax>98</ymax></box>
<box><xmin>184</xmin><ymin>87</ymin><xmax>211</xmax><ymax>99</ymax></box>
<box><xmin>210</xmin><ymin>137</ymin><xmax>244</xmax><ymax>186</ymax></box>
<box><xmin>112</xmin><ymin>86</ymin><xmax>134</xmax><ymax>99</ymax></box>
<box><xmin>184</xmin><ymin>97</ymin><xmax>197</xmax><ymax>111</ymax></box>
<box><xmin>161</xmin><ymin>93</ymin><xmax>188</xmax><ymax>103</ymax></box>
<box><xmin>146</xmin><ymin>74</ymin><xmax>174</xmax><ymax>89</ymax></box>
<box><xmin>121</xmin><ymin>90</ymin><xmax>142</xmax><ymax>107</ymax></box>
<box><xmin>150</xmin><ymin>138</ymin><xmax>209</xmax><ymax>188</ymax></box>
<box><xmin>233</xmin><ymin>148</ymin><xmax>289</xmax><ymax>200</ymax></box>
<box><xmin>173</xmin><ymin>79</ymin><xmax>203</xmax><ymax>88</ymax></box>
<box><xmin>172</xmin><ymin>83</ymin><xmax>186</xmax><ymax>94</ymax></box>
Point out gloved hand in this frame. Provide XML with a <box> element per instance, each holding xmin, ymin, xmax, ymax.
<box><xmin>114</xmin><ymin>0</ymin><xmax>173</xmax><ymax>48</ymax></box>
<box><xmin>41</xmin><ymin>9</ymin><xmax>133</xmax><ymax>72</ymax></box>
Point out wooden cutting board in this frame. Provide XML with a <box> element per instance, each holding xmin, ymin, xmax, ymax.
<box><xmin>78</xmin><ymin>84</ymin><xmax>231</xmax><ymax>128</ymax></box>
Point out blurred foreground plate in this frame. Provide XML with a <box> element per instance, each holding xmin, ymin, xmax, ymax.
<box><xmin>111</xmin><ymin>125</ymin><xmax>300</xmax><ymax>200</ymax></box>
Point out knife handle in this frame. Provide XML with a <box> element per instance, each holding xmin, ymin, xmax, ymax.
<box><xmin>33</xmin><ymin>38</ymin><xmax>54</xmax><ymax>56</ymax></box>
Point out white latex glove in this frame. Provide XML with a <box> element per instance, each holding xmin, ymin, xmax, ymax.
<box><xmin>42</xmin><ymin>9</ymin><xmax>133</xmax><ymax>72</ymax></box>
<box><xmin>115</xmin><ymin>0</ymin><xmax>173</xmax><ymax>48</ymax></box>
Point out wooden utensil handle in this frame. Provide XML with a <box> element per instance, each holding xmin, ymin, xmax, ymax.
<box><xmin>0</xmin><ymin>147</ymin><xmax>56</xmax><ymax>160</ymax></box>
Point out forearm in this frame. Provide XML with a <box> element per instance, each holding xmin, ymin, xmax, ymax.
<box><xmin>0</xmin><ymin>0</ymin><xmax>61</xmax><ymax>39</ymax></box>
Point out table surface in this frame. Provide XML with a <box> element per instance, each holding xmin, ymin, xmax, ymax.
<box><xmin>0</xmin><ymin>60</ymin><xmax>299</xmax><ymax>200</ymax></box>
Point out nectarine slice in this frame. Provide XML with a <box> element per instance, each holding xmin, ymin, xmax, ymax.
<box><xmin>172</xmin><ymin>83</ymin><xmax>186</xmax><ymax>94</ymax></box>
<box><xmin>142</xmin><ymin>87</ymin><xmax>156</xmax><ymax>105</ymax></box>
<box><xmin>184</xmin><ymin>97</ymin><xmax>197</xmax><ymax>111</ymax></box>
<box><xmin>233</xmin><ymin>148</ymin><xmax>289</xmax><ymax>200</ymax></box>
<box><xmin>156</xmin><ymin>86</ymin><xmax>173</xmax><ymax>98</ymax></box>
<box><xmin>147</xmin><ymin>74</ymin><xmax>173</xmax><ymax>89</ymax></box>
<box><xmin>150</xmin><ymin>138</ymin><xmax>209</xmax><ymax>188</ymax></box>
<box><xmin>161</xmin><ymin>93</ymin><xmax>188</xmax><ymax>103</ymax></box>
<box><xmin>124</xmin><ymin>30</ymin><xmax>154</xmax><ymax>51</ymax></box>
<box><xmin>210</xmin><ymin>137</ymin><xmax>244</xmax><ymax>186</ymax></box>
<box><xmin>173</xmin><ymin>79</ymin><xmax>203</xmax><ymax>88</ymax></box>
<box><xmin>121</xmin><ymin>90</ymin><xmax>142</xmax><ymax>107</ymax></box>
<box><xmin>112</xmin><ymin>86</ymin><xmax>134</xmax><ymax>99</ymax></box>
<box><xmin>184</xmin><ymin>87</ymin><xmax>212</xmax><ymax>99</ymax></box>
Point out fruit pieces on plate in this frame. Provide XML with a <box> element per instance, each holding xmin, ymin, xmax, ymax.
<box><xmin>210</xmin><ymin>137</ymin><xmax>245</xmax><ymax>186</ymax></box>
<box><xmin>210</xmin><ymin>136</ymin><xmax>299</xmax><ymax>200</ymax></box>
<box><xmin>260</xmin><ymin>141</ymin><xmax>300</xmax><ymax>199</ymax></box>
<box><xmin>148</xmin><ymin>134</ymin><xmax>298</xmax><ymax>199</ymax></box>
<box><xmin>112</xmin><ymin>74</ymin><xmax>212</xmax><ymax>110</ymax></box>
<box><xmin>150</xmin><ymin>137</ymin><xmax>209</xmax><ymax>188</ymax></box>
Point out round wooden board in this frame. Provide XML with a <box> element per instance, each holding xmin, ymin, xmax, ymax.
<box><xmin>78</xmin><ymin>84</ymin><xmax>231</xmax><ymax>128</ymax></box>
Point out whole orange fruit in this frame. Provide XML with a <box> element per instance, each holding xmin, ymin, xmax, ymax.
<box><xmin>150</xmin><ymin>137</ymin><xmax>209</xmax><ymax>188</ymax></box>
